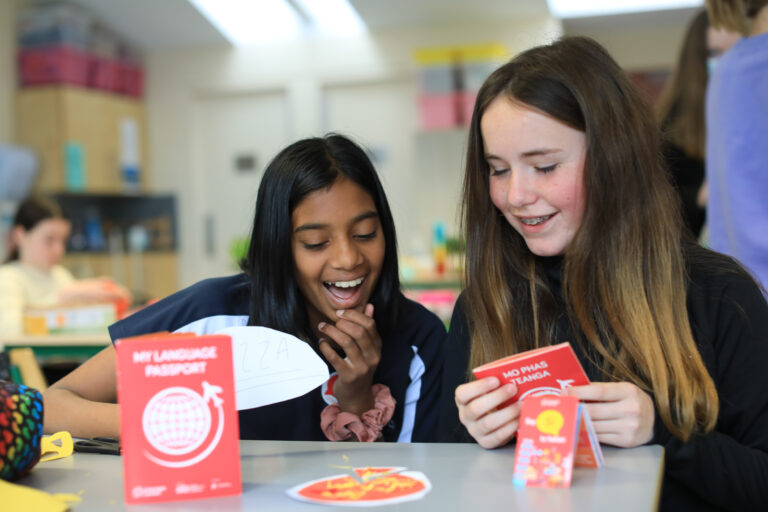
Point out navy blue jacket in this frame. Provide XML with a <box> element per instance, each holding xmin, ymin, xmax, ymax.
<box><xmin>110</xmin><ymin>274</ymin><xmax>446</xmax><ymax>442</ymax></box>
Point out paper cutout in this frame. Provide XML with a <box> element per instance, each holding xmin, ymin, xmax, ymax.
<box><xmin>0</xmin><ymin>479</ymin><xmax>71</xmax><ymax>512</ymax></box>
<box><xmin>215</xmin><ymin>326</ymin><xmax>330</xmax><ymax>410</ymax></box>
<box><xmin>287</xmin><ymin>466</ymin><xmax>431</xmax><ymax>507</ymax></box>
<box><xmin>39</xmin><ymin>431</ymin><xmax>74</xmax><ymax>462</ymax></box>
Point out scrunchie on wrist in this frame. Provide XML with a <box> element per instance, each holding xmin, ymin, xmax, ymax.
<box><xmin>320</xmin><ymin>384</ymin><xmax>396</xmax><ymax>442</ymax></box>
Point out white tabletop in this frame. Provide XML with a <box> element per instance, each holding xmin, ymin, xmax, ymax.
<box><xmin>19</xmin><ymin>440</ymin><xmax>663</xmax><ymax>511</ymax></box>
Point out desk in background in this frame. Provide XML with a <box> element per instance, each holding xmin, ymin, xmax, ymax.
<box><xmin>19</xmin><ymin>440</ymin><xmax>663</xmax><ymax>511</ymax></box>
<box><xmin>1</xmin><ymin>333</ymin><xmax>111</xmax><ymax>389</ymax></box>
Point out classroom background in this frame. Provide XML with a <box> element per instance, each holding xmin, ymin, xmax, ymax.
<box><xmin>0</xmin><ymin>0</ymin><xmax>702</xmax><ymax>345</ymax></box>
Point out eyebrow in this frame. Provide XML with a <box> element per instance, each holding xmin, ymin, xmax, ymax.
<box><xmin>294</xmin><ymin>210</ymin><xmax>379</xmax><ymax>233</ymax></box>
<box><xmin>485</xmin><ymin>148</ymin><xmax>564</xmax><ymax>160</ymax></box>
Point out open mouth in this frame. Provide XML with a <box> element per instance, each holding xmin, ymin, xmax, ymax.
<box><xmin>323</xmin><ymin>276</ymin><xmax>365</xmax><ymax>303</ymax></box>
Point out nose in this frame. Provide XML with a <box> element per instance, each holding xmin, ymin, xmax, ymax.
<box><xmin>330</xmin><ymin>237</ymin><xmax>362</xmax><ymax>270</ymax></box>
<box><xmin>507</xmin><ymin>169</ymin><xmax>536</xmax><ymax>208</ymax></box>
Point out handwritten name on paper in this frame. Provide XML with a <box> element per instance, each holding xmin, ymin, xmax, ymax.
<box><xmin>215</xmin><ymin>326</ymin><xmax>330</xmax><ymax>410</ymax></box>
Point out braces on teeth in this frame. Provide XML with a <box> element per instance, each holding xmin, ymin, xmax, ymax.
<box><xmin>521</xmin><ymin>216</ymin><xmax>550</xmax><ymax>226</ymax></box>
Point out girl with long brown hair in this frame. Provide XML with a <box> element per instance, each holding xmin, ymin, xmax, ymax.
<box><xmin>439</xmin><ymin>36</ymin><xmax>768</xmax><ymax>510</ymax></box>
<box><xmin>656</xmin><ymin>9</ymin><xmax>740</xmax><ymax>237</ymax></box>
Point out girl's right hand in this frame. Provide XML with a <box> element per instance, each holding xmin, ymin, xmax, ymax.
<box><xmin>456</xmin><ymin>377</ymin><xmax>521</xmax><ymax>449</ymax></box>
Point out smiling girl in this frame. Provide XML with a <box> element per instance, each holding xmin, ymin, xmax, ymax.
<box><xmin>439</xmin><ymin>37</ymin><xmax>768</xmax><ymax>510</ymax></box>
<box><xmin>43</xmin><ymin>134</ymin><xmax>445</xmax><ymax>443</ymax></box>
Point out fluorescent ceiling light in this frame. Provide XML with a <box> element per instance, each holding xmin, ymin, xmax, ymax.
<box><xmin>189</xmin><ymin>0</ymin><xmax>301</xmax><ymax>46</ymax></box>
<box><xmin>547</xmin><ymin>0</ymin><xmax>703</xmax><ymax>18</ymax></box>
<box><xmin>292</xmin><ymin>0</ymin><xmax>367</xmax><ymax>36</ymax></box>
<box><xmin>189</xmin><ymin>0</ymin><xmax>367</xmax><ymax>46</ymax></box>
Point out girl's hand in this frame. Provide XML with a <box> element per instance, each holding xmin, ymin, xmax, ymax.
<box><xmin>318</xmin><ymin>303</ymin><xmax>381</xmax><ymax>416</ymax></box>
<box><xmin>563</xmin><ymin>382</ymin><xmax>655</xmax><ymax>447</ymax></box>
<box><xmin>456</xmin><ymin>377</ymin><xmax>520</xmax><ymax>449</ymax></box>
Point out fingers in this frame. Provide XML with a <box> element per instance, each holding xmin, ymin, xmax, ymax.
<box><xmin>564</xmin><ymin>381</ymin><xmax>635</xmax><ymax>401</ymax></box>
<box><xmin>566</xmin><ymin>382</ymin><xmax>655</xmax><ymax>447</ymax></box>
<box><xmin>455</xmin><ymin>379</ymin><xmax>520</xmax><ymax>449</ymax></box>
<box><xmin>319</xmin><ymin>306</ymin><xmax>381</xmax><ymax>364</ymax></box>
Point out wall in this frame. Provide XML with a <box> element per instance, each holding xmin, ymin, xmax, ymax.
<box><xmin>0</xmin><ymin>0</ymin><xmax>21</xmax><ymax>143</ymax></box>
<box><xmin>145</xmin><ymin>16</ymin><xmax>564</xmax><ymax>286</ymax></box>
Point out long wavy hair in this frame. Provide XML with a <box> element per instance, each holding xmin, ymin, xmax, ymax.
<box><xmin>462</xmin><ymin>36</ymin><xmax>718</xmax><ymax>441</ymax></box>
<box><xmin>656</xmin><ymin>10</ymin><xmax>709</xmax><ymax>160</ymax></box>
<box><xmin>240</xmin><ymin>134</ymin><xmax>400</xmax><ymax>341</ymax></box>
<box><xmin>707</xmin><ymin>0</ymin><xmax>768</xmax><ymax>32</ymax></box>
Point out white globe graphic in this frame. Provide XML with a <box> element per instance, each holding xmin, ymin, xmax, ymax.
<box><xmin>142</xmin><ymin>387</ymin><xmax>212</xmax><ymax>456</ymax></box>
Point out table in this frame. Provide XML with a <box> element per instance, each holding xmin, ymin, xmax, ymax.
<box><xmin>1</xmin><ymin>333</ymin><xmax>111</xmax><ymax>359</ymax></box>
<box><xmin>19</xmin><ymin>440</ymin><xmax>664</xmax><ymax>511</ymax></box>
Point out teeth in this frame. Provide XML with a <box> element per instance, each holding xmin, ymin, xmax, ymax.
<box><xmin>521</xmin><ymin>215</ymin><xmax>552</xmax><ymax>226</ymax></box>
<box><xmin>326</xmin><ymin>277</ymin><xmax>364</xmax><ymax>288</ymax></box>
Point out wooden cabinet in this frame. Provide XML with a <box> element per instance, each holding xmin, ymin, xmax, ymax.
<box><xmin>15</xmin><ymin>85</ymin><xmax>149</xmax><ymax>193</ymax></box>
<box><xmin>63</xmin><ymin>251</ymin><xmax>178</xmax><ymax>302</ymax></box>
<box><xmin>15</xmin><ymin>86</ymin><xmax>176</xmax><ymax>300</ymax></box>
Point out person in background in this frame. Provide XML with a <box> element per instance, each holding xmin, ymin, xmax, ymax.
<box><xmin>0</xmin><ymin>196</ymin><xmax>132</xmax><ymax>337</ymax></box>
<box><xmin>656</xmin><ymin>9</ymin><xmax>741</xmax><ymax>238</ymax></box>
<box><xmin>438</xmin><ymin>36</ymin><xmax>768</xmax><ymax>510</ymax></box>
<box><xmin>705</xmin><ymin>0</ymin><xmax>768</xmax><ymax>287</ymax></box>
<box><xmin>42</xmin><ymin>134</ymin><xmax>445</xmax><ymax>443</ymax></box>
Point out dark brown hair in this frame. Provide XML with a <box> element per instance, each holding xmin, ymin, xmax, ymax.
<box><xmin>462</xmin><ymin>36</ymin><xmax>718</xmax><ymax>441</ymax></box>
<box><xmin>6</xmin><ymin>196</ymin><xmax>65</xmax><ymax>262</ymax></box>
<box><xmin>656</xmin><ymin>10</ymin><xmax>710</xmax><ymax>160</ymax></box>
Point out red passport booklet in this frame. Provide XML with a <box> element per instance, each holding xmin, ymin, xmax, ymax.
<box><xmin>115</xmin><ymin>332</ymin><xmax>242</xmax><ymax>504</ymax></box>
<box><xmin>472</xmin><ymin>342</ymin><xmax>590</xmax><ymax>409</ymax></box>
<box><xmin>513</xmin><ymin>395</ymin><xmax>603</xmax><ymax>488</ymax></box>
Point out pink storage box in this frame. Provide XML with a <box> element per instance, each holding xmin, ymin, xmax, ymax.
<box><xmin>88</xmin><ymin>54</ymin><xmax>121</xmax><ymax>92</ymax></box>
<box><xmin>119</xmin><ymin>62</ymin><xmax>144</xmax><ymax>98</ymax></box>
<box><xmin>418</xmin><ymin>93</ymin><xmax>459</xmax><ymax>130</ymax></box>
<box><xmin>18</xmin><ymin>44</ymin><xmax>89</xmax><ymax>87</ymax></box>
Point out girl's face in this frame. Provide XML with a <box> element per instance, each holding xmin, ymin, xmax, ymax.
<box><xmin>14</xmin><ymin>218</ymin><xmax>71</xmax><ymax>270</ymax></box>
<box><xmin>291</xmin><ymin>177</ymin><xmax>385</xmax><ymax>332</ymax></box>
<box><xmin>482</xmin><ymin>96</ymin><xmax>587</xmax><ymax>257</ymax></box>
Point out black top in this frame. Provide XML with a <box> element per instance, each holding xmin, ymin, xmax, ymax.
<box><xmin>663</xmin><ymin>142</ymin><xmax>706</xmax><ymax>238</ymax></box>
<box><xmin>110</xmin><ymin>274</ymin><xmax>446</xmax><ymax>442</ymax></box>
<box><xmin>439</xmin><ymin>253</ymin><xmax>768</xmax><ymax>511</ymax></box>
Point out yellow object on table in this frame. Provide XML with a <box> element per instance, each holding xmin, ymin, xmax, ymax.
<box><xmin>40</xmin><ymin>432</ymin><xmax>74</xmax><ymax>462</ymax></box>
<box><xmin>0</xmin><ymin>478</ymin><xmax>80</xmax><ymax>512</ymax></box>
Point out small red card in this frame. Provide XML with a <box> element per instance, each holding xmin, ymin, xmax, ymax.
<box><xmin>512</xmin><ymin>395</ymin><xmax>603</xmax><ymax>488</ymax></box>
<box><xmin>115</xmin><ymin>333</ymin><xmax>242</xmax><ymax>504</ymax></box>
<box><xmin>472</xmin><ymin>342</ymin><xmax>590</xmax><ymax>409</ymax></box>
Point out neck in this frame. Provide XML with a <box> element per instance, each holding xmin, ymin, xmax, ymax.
<box><xmin>750</xmin><ymin>5</ymin><xmax>768</xmax><ymax>36</ymax></box>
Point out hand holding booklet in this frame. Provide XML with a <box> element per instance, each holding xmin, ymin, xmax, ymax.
<box><xmin>472</xmin><ymin>342</ymin><xmax>603</xmax><ymax>487</ymax></box>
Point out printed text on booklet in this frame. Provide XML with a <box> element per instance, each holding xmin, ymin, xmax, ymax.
<box><xmin>472</xmin><ymin>342</ymin><xmax>590</xmax><ymax>409</ymax></box>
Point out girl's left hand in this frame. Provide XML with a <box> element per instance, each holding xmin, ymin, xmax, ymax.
<box><xmin>318</xmin><ymin>304</ymin><xmax>382</xmax><ymax>416</ymax></box>
<box><xmin>563</xmin><ymin>382</ymin><xmax>655</xmax><ymax>447</ymax></box>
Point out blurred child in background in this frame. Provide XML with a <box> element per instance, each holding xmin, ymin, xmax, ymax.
<box><xmin>0</xmin><ymin>196</ymin><xmax>132</xmax><ymax>337</ymax></box>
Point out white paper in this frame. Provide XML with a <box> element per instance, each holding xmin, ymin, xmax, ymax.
<box><xmin>215</xmin><ymin>326</ymin><xmax>329</xmax><ymax>410</ymax></box>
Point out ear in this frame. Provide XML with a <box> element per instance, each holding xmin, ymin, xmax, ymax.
<box><xmin>9</xmin><ymin>225</ymin><xmax>26</xmax><ymax>250</ymax></box>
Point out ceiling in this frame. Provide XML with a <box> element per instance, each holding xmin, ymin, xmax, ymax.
<box><xmin>71</xmin><ymin>0</ymin><xmax>701</xmax><ymax>51</ymax></box>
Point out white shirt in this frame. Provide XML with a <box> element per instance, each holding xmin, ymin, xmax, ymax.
<box><xmin>0</xmin><ymin>261</ymin><xmax>75</xmax><ymax>336</ymax></box>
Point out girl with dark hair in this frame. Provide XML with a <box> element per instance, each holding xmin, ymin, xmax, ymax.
<box><xmin>0</xmin><ymin>196</ymin><xmax>131</xmax><ymax>336</ymax></box>
<box><xmin>438</xmin><ymin>37</ymin><xmax>768</xmax><ymax>510</ymax></box>
<box><xmin>43</xmin><ymin>134</ymin><xmax>445</xmax><ymax>443</ymax></box>
<box><xmin>656</xmin><ymin>9</ymin><xmax>740</xmax><ymax>237</ymax></box>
